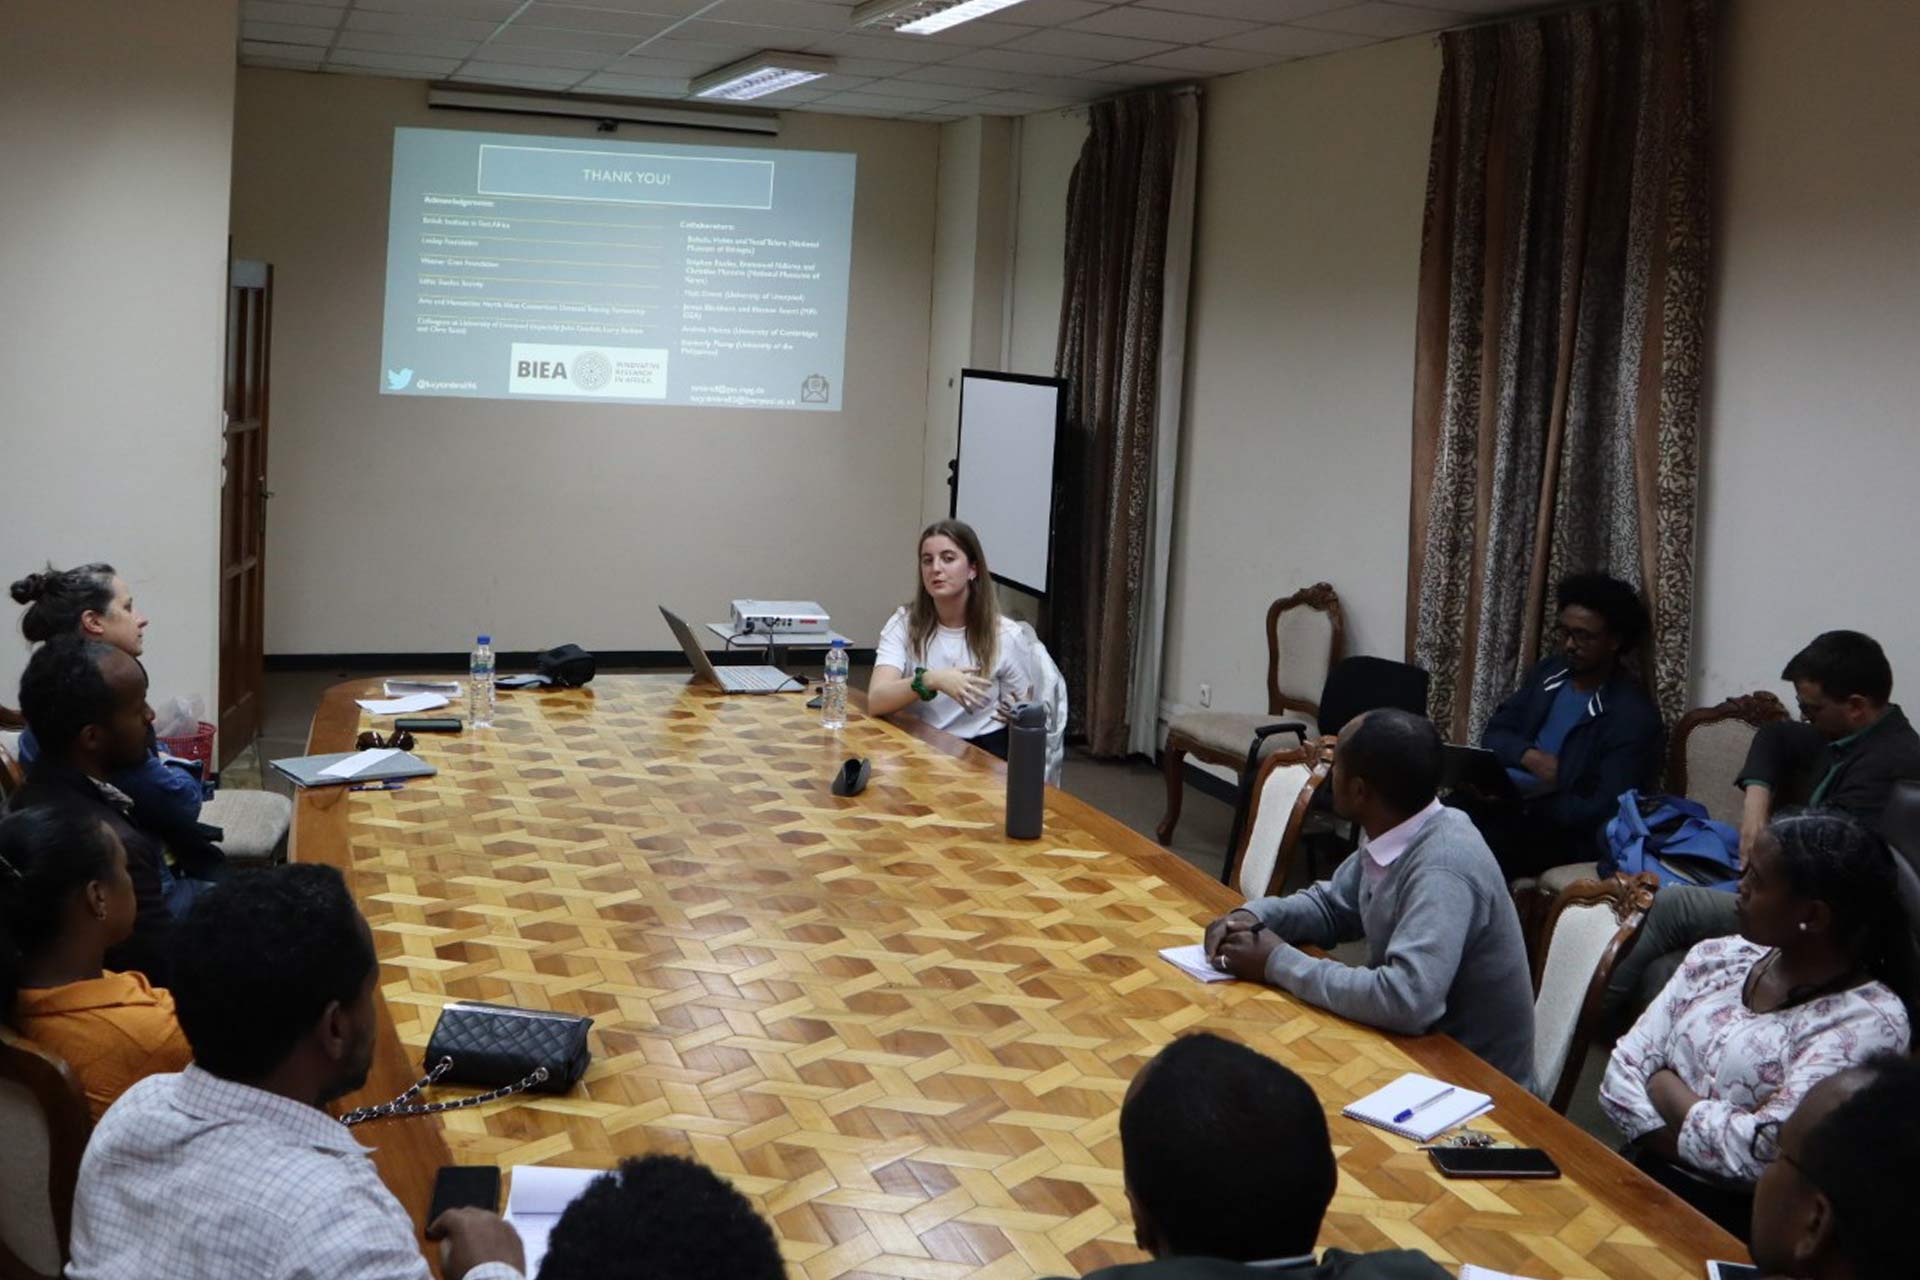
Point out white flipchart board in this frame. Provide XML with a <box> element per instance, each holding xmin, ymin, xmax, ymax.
<box><xmin>952</xmin><ymin>370</ymin><xmax>1063</xmax><ymax>597</ymax></box>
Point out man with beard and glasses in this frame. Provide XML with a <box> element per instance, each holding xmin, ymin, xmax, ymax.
<box><xmin>65</xmin><ymin>864</ymin><xmax>526</xmax><ymax>1280</ymax></box>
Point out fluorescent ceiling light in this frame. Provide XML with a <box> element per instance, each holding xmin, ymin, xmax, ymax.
<box><xmin>852</xmin><ymin>0</ymin><xmax>1032</xmax><ymax>35</ymax></box>
<box><xmin>426</xmin><ymin>87</ymin><xmax>779</xmax><ymax>135</ymax></box>
<box><xmin>691</xmin><ymin>52</ymin><xmax>835</xmax><ymax>101</ymax></box>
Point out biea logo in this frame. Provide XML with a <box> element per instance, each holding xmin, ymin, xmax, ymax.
<box><xmin>513</xmin><ymin>350</ymin><xmax>611</xmax><ymax>391</ymax></box>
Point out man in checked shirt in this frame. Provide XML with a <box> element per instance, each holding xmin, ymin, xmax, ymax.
<box><xmin>65</xmin><ymin>863</ymin><xmax>526</xmax><ymax>1280</ymax></box>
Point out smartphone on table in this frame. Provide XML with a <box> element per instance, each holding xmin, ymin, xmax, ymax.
<box><xmin>1427</xmin><ymin>1146</ymin><xmax>1561</xmax><ymax>1179</ymax></box>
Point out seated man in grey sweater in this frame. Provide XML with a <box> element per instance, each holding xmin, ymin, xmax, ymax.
<box><xmin>1043</xmin><ymin>1032</ymin><xmax>1449</xmax><ymax>1280</ymax></box>
<box><xmin>1205</xmin><ymin>708</ymin><xmax>1536</xmax><ymax>1088</ymax></box>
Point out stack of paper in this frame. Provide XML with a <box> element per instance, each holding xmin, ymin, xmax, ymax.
<box><xmin>1158</xmin><ymin>944</ymin><xmax>1234</xmax><ymax>984</ymax></box>
<box><xmin>503</xmin><ymin>1166</ymin><xmax>606</xmax><ymax>1275</ymax></box>
<box><xmin>355</xmin><ymin>691</ymin><xmax>450</xmax><ymax>716</ymax></box>
<box><xmin>1461</xmin><ymin>1268</ymin><xmax>1544</xmax><ymax>1280</ymax></box>
<box><xmin>384</xmin><ymin>679</ymin><xmax>461</xmax><ymax>696</ymax></box>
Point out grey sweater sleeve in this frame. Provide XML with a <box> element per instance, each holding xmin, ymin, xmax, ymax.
<box><xmin>1261</xmin><ymin>864</ymin><xmax>1478</xmax><ymax>1035</ymax></box>
<box><xmin>1243</xmin><ymin>852</ymin><xmax>1367</xmax><ymax>949</ymax></box>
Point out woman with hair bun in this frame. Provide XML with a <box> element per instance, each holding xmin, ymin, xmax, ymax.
<box><xmin>10</xmin><ymin>563</ymin><xmax>207</xmax><ymax>848</ymax></box>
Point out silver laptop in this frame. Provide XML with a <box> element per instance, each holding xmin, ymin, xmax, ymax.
<box><xmin>659</xmin><ymin>606</ymin><xmax>798</xmax><ymax>694</ymax></box>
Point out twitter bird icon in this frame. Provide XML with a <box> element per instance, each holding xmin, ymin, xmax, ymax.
<box><xmin>386</xmin><ymin>368</ymin><xmax>414</xmax><ymax>391</ymax></box>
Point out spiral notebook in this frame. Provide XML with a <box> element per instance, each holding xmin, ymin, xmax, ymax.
<box><xmin>1342</xmin><ymin>1072</ymin><xmax>1492</xmax><ymax>1142</ymax></box>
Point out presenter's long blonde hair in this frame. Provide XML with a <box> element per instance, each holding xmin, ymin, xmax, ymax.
<box><xmin>908</xmin><ymin>520</ymin><xmax>999</xmax><ymax>674</ymax></box>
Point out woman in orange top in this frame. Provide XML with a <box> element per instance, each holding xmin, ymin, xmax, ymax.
<box><xmin>0</xmin><ymin>803</ymin><xmax>190</xmax><ymax>1120</ymax></box>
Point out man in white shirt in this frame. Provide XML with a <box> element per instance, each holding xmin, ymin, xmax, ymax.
<box><xmin>66</xmin><ymin>863</ymin><xmax>525</xmax><ymax>1280</ymax></box>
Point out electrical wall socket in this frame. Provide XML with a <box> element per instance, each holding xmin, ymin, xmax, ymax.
<box><xmin>1198</xmin><ymin>683</ymin><xmax>1212</xmax><ymax>708</ymax></box>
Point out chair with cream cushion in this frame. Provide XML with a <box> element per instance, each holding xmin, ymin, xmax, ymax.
<box><xmin>1531</xmin><ymin>873</ymin><xmax>1659</xmax><ymax>1112</ymax></box>
<box><xmin>1013</xmin><ymin>622</ymin><xmax>1068</xmax><ymax>788</ymax></box>
<box><xmin>1510</xmin><ymin>691</ymin><xmax>1787</xmax><ymax>960</ymax></box>
<box><xmin>0</xmin><ymin>1029</ymin><xmax>91</xmax><ymax>1280</ymax></box>
<box><xmin>1224</xmin><ymin>737</ymin><xmax>1334</xmax><ymax>901</ymax></box>
<box><xmin>1158</xmin><ymin>584</ymin><xmax>1343</xmax><ymax>846</ymax></box>
<box><xmin>202</xmin><ymin>787</ymin><xmax>294</xmax><ymax>867</ymax></box>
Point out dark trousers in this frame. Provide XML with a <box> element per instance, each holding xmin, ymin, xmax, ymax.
<box><xmin>1445</xmin><ymin>791</ymin><xmax>1596</xmax><ymax>879</ymax></box>
<box><xmin>1603</xmin><ymin>884</ymin><xmax>1740</xmax><ymax>1031</ymax></box>
<box><xmin>969</xmin><ymin>727</ymin><xmax>1009</xmax><ymax>760</ymax></box>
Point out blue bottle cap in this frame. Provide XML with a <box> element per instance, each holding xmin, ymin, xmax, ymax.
<box><xmin>830</xmin><ymin>639</ymin><xmax>847</xmax><ymax>648</ymax></box>
<box><xmin>477</xmin><ymin>635</ymin><xmax>491</xmax><ymax>644</ymax></box>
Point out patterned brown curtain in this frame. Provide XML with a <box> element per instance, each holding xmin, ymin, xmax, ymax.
<box><xmin>1054</xmin><ymin>91</ymin><xmax>1180</xmax><ymax>757</ymax></box>
<box><xmin>1408</xmin><ymin>0</ymin><xmax>1714</xmax><ymax>742</ymax></box>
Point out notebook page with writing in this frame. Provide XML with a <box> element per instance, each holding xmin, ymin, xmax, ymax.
<box><xmin>1342</xmin><ymin>1071</ymin><xmax>1492</xmax><ymax>1141</ymax></box>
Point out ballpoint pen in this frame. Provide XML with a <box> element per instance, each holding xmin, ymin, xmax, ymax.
<box><xmin>1394</xmin><ymin>1086</ymin><xmax>1456</xmax><ymax>1124</ymax></box>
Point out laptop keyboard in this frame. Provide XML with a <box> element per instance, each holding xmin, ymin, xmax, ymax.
<box><xmin>724</xmin><ymin>667</ymin><xmax>791</xmax><ymax>692</ymax></box>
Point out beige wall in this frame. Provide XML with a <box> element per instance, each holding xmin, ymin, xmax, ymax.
<box><xmin>230</xmin><ymin>69</ymin><xmax>938</xmax><ymax>656</ymax></box>
<box><xmin>1161</xmin><ymin>37</ymin><xmax>1439</xmax><ymax>722</ymax></box>
<box><xmin>1007</xmin><ymin>110</ymin><xmax>1087</xmax><ymax>378</ymax></box>
<box><xmin>1692</xmin><ymin>0</ymin><xmax>1920</xmax><ymax>702</ymax></box>
<box><xmin>0</xmin><ymin>0</ymin><xmax>236</xmax><ymax>717</ymax></box>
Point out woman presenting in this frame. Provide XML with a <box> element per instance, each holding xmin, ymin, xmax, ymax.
<box><xmin>869</xmin><ymin>520</ymin><xmax>1037</xmax><ymax>759</ymax></box>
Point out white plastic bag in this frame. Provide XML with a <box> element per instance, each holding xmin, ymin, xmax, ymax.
<box><xmin>154</xmin><ymin>695</ymin><xmax>207</xmax><ymax>740</ymax></box>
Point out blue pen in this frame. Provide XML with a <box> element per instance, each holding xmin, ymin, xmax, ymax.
<box><xmin>1393</xmin><ymin>1086</ymin><xmax>1456</xmax><ymax>1125</ymax></box>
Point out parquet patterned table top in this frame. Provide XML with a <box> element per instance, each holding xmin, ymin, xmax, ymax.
<box><xmin>299</xmin><ymin>676</ymin><xmax>1740</xmax><ymax>1280</ymax></box>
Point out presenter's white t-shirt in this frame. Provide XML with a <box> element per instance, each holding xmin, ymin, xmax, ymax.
<box><xmin>875</xmin><ymin>607</ymin><xmax>1032</xmax><ymax>741</ymax></box>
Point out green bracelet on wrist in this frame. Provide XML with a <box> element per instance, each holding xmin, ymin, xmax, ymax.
<box><xmin>911</xmin><ymin>667</ymin><xmax>936</xmax><ymax>701</ymax></box>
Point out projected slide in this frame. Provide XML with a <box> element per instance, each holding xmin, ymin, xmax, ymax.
<box><xmin>380</xmin><ymin>127</ymin><xmax>855</xmax><ymax>411</ymax></box>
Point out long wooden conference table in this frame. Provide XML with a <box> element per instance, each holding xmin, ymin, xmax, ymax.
<box><xmin>300</xmin><ymin>675</ymin><xmax>1743</xmax><ymax>1280</ymax></box>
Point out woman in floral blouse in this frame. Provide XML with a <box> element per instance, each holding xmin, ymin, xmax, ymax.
<box><xmin>1601</xmin><ymin>810</ymin><xmax>1913</xmax><ymax>1214</ymax></box>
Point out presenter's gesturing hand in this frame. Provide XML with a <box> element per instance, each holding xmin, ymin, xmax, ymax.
<box><xmin>928</xmin><ymin>667</ymin><xmax>995</xmax><ymax>712</ymax></box>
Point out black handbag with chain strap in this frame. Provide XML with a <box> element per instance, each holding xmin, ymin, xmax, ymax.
<box><xmin>426</xmin><ymin>1001</ymin><xmax>592</xmax><ymax>1094</ymax></box>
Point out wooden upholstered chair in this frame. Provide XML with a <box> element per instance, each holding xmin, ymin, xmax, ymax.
<box><xmin>1511</xmin><ymin>691</ymin><xmax>1788</xmax><ymax>959</ymax></box>
<box><xmin>0</xmin><ymin>740</ymin><xmax>23</xmax><ymax>806</ymax></box>
<box><xmin>1530</xmin><ymin>873</ymin><xmax>1659</xmax><ymax>1113</ymax></box>
<box><xmin>0</xmin><ymin>1029</ymin><xmax>92</xmax><ymax>1280</ymax></box>
<box><xmin>1224</xmin><ymin>737</ymin><xmax>1335</xmax><ymax>901</ymax></box>
<box><xmin>1158</xmin><ymin>583</ymin><xmax>1344</xmax><ymax>845</ymax></box>
<box><xmin>0</xmin><ymin>704</ymin><xmax>23</xmax><ymax>732</ymax></box>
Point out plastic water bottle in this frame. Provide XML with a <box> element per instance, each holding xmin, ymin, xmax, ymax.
<box><xmin>821</xmin><ymin>639</ymin><xmax>848</xmax><ymax>730</ymax></box>
<box><xmin>468</xmin><ymin>635</ymin><xmax>495</xmax><ymax>729</ymax></box>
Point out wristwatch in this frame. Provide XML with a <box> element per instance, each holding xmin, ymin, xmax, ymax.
<box><xmin>911</xmin><ymin>667</ymin><xmax>936</xmax><ymax>701</ymax></box>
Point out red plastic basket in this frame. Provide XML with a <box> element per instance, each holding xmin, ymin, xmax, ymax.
<box><xmin>158</xmin><ymin>720</ymin><xmax>216</xmax><ymax>769</ymax></box>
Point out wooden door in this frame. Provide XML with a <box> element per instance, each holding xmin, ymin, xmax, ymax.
<box><xmin>218</xmin><ymin>259</ymin><xmax>272</xmax><ymax>766</ymax></box>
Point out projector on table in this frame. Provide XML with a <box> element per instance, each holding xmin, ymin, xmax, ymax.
<box><xmin>730</xmin><ymin>600</ymin><xmax>830</xmax><ymax>636</ymax></box>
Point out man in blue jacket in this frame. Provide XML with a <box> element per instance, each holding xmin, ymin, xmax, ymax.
<box><xmin>1472</xmin><ymin>572</ymin><xmax>1664</xmax><ymax>877</ymax></box>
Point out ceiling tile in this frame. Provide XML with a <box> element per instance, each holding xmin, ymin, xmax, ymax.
<box><xmin>457</xmin><ymin>65</ymin><xmax>597</xmax><ymax>88</ymax></box>
<box><xmin>823</xmin><ymin>57</ymin><xmax>922</xmax><ymax>77</ymax></box>
<box><xmin>464</xmin><ymin>45</ymin><xmax>616</xmax><ymax>69</ymax></box>
<box><xmin>1130</xmin><ymin>44</ymin><xmax>1273</xmax><ymax>74</ymax></box>
<box><xmin>893</xmin><ymin>63</ymin><xmax>1028</xmax><ymax>89</ymax></box>
<box><xmin>517</xmin><ymin>5</ymin><xmax>680</xmax><ymax>35</ymax></box>
<box><xmin>988</xmin><ymin>0</ymin><xmax>1110</xmax><ymax>25</ymax></box>
<box><xmin>240</xmin><ymin>40</ymin><xmax>326</xmax><ymax>63</ymax></box>
<box><xmin>947</xmin><ymin>47</ymin><xmax>1106</xmax><ymax>75</ymax></box>
<box><xmin>1000</xmin><ymin>27</ymin><xmax>1175</xmax><ymax>61</ymax></box>
<box><xmin>1293</xmin><ymin>2</ymin><xmax>1461</xmax><ymax>37</ymax></box>
<box><xmin>1132</xmin><ymin>0</ymin><xmax>1362</xmax><ymax>20</ymax></box>
<box><xmin>598</xmin><ymin>53</ymin><xmax>713</xmax><ymax>77</ymax></box>
<box><xmin>1065</xmin><ymin>6</ymin><xmax>1256</xmax><ymax>42</ymax></box>
<box><xmin>240</xmin><ymin>21</ymin><xmax>337</xmax><ymax>47</ymax></box>
<box><xmin>621</xmin><ymin>36</ymin><xmax>767</xmax><ymax>64</ymax></box>
<box><xmin>327</xmin><ymin>49</ymin><xmax>464</xmax><ymax>73</ymax></box>
<box><xmin>345</xmin><ymin>10</ymin><xmax>501</xmax><ymax>40</ymax></box>
<box><xmin>333</xmin><ymin>30</ymin><xmax>480</xmax><ymax>57</ymax></box>
<box><xmin>489</xmin><ymin>25</ymin><xmax>654</xmax><ymax>52</ymax></box>
<box><xmin>970</xmin><ymin>89</ymin><xmax>1074</xmax><ymax>109</ymax></box>
<box><xmin>705</xmin><ymin>0</ymin><xmax>861</xmax><ymax>31</ymax></box>
<box><xmin>352</xmin><ymin>0</ymin><xmax>525</xmax><ymax>20</ymax></box>
<box><xmin>1207</xmin><ymin>23</ymin><xmax>1376</xmax><ymax>56</ymax></box>
<box><xmin>813</xmin><ymin>91</ymin><xmax>942</xmax><ymax>111</ymax></box>
<box><xmin>575</xmin><ymin>72</ymin><xmax>692</xmax><ymax>95</ymax></box>
<box><xmin>863</xmin><ymin>77</ymin><xmax>983</xmax><ymax>101</ymax></box>
<box><xmin>802</xmin><ymin>31</ymin><xmax>964</xmax><ymax>63</ymax></box>
<box><xmin>668</xmin><ymin>18</ymin><xmax>848</xmax><ymax>49</ymax></box>
<box><xmin>1073</xmin><ymin>60</ymin><xmax>1190</xmax><ymax>85</ymax></box>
